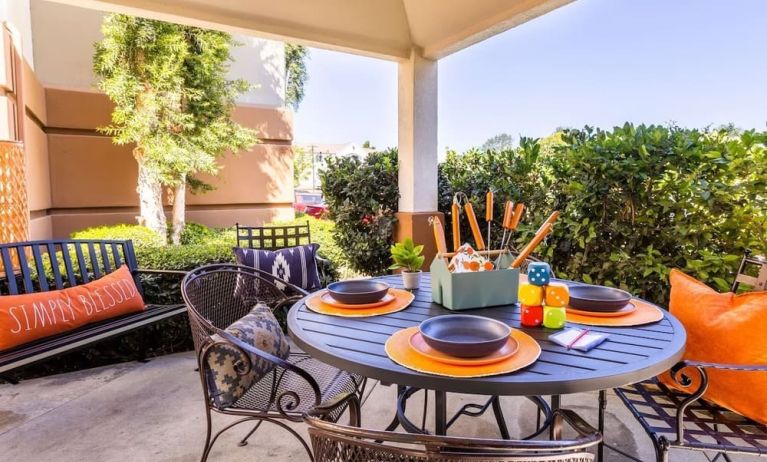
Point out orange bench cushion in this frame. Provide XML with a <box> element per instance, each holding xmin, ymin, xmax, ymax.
<box><xmin>660</xmin><ymin>269</ymin><xmax>767</xmax><ymax>424</ymax></box>
<box><xmin>0</xmin><ymin>266</ymin><xmax>145</xmax><ymax>351</ymax></box>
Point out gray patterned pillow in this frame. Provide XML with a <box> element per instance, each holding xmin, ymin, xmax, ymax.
<box><xmin>204</xmin><ymin>303</ymin><xmax>290</xmax><ymax>409</ymax></box>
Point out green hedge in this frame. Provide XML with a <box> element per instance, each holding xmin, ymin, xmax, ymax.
<box><xmin>543</xmin><ymin>124</ymin><xmax>766</xmax><ymax>303</ymax></box>
<box><xmin>439</xmin><ymin>124</ymin><xmax>767</xmax><ymax>305</ymax></box>
<box><xmin>70</xmin><ymin>223</ymin><xmax>166</xmax><ymax>247</ymax></box>
<box><xmin>318</xmin><ymin>124</ymin><xmax>766</xmax><ymax>306</ymax></box>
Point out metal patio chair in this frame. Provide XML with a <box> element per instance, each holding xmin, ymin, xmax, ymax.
<box><xmin>182</xmin><ymin>264</ymin><xmax>366</xmax><ymax>462</ymax></box>
<box><xmin>614</xmin><ymin>250</ymin><xmax>767</xmax><ymax>462</ymax></box>
<box><xmin>235</xmin><ymin>221</ymin><xmax>334</xmax><ymax>287</ymax></box>
<box><xmin>306</xmin><ymin>392</ymin><xmax>602</xmax><ymax>462</ymax></box>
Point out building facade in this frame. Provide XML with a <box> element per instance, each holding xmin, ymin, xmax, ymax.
<box><xmin>0</xmin><ymin>0</ymin><xmax>295</xmax><ymax>241</ymax></box>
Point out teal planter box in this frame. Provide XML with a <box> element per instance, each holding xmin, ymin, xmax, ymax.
<box><xmin>430</xmin><ymin>254</ymin><xmax>519</xmax><ymax>310</ymax></box>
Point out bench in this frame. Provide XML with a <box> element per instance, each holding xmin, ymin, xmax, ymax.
<box><xmin>0</xmin><ymin>239</ymin><xmax>186</xmax><ymax>383</ymax></box>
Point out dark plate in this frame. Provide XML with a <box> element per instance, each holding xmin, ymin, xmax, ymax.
<box><xmin>569</xmin><ymin>284</ymin><xmax>632</xmax><ymax>312</ymax></box>
<box><xmin>327</xmin><ymin>280</ymin><xmax>390</xmax><ymax>305</ymax></box>
<box><xmin>419</xmin><ymin>315</ymin><xmax>511</xmax><ymax>358</ymax></box>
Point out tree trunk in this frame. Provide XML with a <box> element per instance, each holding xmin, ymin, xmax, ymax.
<box><xmin>134</xmin><ymin>148</ymin><xmax>166</xmax><ymax>242</ymax></box>
<box><xmin>170</xmin><ymin>174</ymin><xmax>186</xmax><ymax>245</ymax></box>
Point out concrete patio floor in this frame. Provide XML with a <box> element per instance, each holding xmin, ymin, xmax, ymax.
<box><xmin>0</xmin><ymin>352</ymin><xmax>749</xmax><ymax>462</ymax></box>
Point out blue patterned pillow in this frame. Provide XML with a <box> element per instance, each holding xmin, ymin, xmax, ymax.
<box><xmin>205</xmin><ymin>303</ymin><xmax>290</xmax><ymax>409</ymax></box>
<box><xmin>233</xmin><ymin>244</ymin><xmax>321</xmax><ymax>291</ymax></box>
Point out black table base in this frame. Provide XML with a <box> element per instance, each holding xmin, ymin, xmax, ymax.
<box><xmin>391</xmin><ymin>386</ymin><xmax>554</xmax><ymax>441</ymax></box>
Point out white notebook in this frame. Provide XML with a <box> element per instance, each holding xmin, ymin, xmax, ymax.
<box><xmin>549</xmin><ymin>328</ymin><xmax>609</xmax><ymax>352</ymax></box>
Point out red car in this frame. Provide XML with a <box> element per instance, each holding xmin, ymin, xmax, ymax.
<box><xmin>294</xmin><ymin>191</ymin><xmax>329</xmax><ymax>218</ymax></box>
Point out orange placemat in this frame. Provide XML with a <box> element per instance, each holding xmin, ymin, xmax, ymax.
<box><xmin>385</xmin><ymin>326</ymin><xmax>541</xmax><ymax>378</ymax></box>
<box><xmin>305</xmin><ymin>288</ymin><xmax>414</xmax><ymax>317</ymax></box>
<box><xmin>566</xmin><ymin>298</ymin><xmax>664</xmax><ymax>326</ymax></box>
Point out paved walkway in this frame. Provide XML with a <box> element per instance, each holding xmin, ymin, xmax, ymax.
<box><xmin>0</xmin><ymin>352</ymin><xmax>744</xmax><ymax>461</ymax></box>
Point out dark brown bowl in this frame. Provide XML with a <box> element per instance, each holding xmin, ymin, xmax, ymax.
<box><xmin>419</xmin><ymin>315</ymin><xmax>511</xmax><ymax>358</ymax></box>
<box><xmin>569</xmin><ymin>284</ymin><xmax>632</xmax><ymax>312</ymax></box>
<box><xmin>327</xmin><ymin>280</ymin><xmax>390</xmax><ymax>305</ymax></box>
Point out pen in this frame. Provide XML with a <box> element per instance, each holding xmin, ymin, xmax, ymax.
<box><xmin>567</xmin><ymin>328</ymin><xmax>591</xmax><ymax>350</ymax></box>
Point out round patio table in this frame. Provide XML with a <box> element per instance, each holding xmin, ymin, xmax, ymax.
<box><xmin>288</xmin><ymin>273</ymin><xmax>686</xmax><ymax>457</ymax></box>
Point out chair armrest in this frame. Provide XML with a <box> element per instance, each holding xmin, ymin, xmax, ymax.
<box><xmin>215</xmin><ymin>330</ymin><xmax>322</xmax><ymax>421</ymax></box>
<box><xmin>315</xmin><ymin>255</ymin><xmax>338</xmax><ymax>287</ymax></box>
<box><xmin>316</xmin><ymin>255</ymin><xmax>331</xmax><ymax>265</ymax></box>
<box><xmin>672</xmin><ymin>360</ymin><xmax>767</xmax><ymax>375</ymax></box>
<box><xmin>274</xmin><ymin>294</ymin><xmax>307</xmax><ymax>319</ymax></box>
<box><xmin>552</xmin><ymin>408</ymin><xmax>601</xmax><ymax>443</ymax></box>
<box><xmin>666</xmin><ymin>359</ymin><xmax>767</xmax><ymax>444</ymax></box>
<box><xmin>307</xmin><ymin>391</ymin><xmax>361</xmax><ymax>426</ymax></box>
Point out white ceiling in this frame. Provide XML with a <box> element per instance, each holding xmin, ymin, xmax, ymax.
<box><xmin>49</xmin><ymin>0</ymin><xmax>574</xmax><ymax>60</ymax></box>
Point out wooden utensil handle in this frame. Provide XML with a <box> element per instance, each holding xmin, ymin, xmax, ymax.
<box><xmin>502</xmin><ymin>201</ymin><xmax>514</xmax><ymax>229</ymax></box>
<box><xmin>485</xmin><ymin>191</ymin><xmax>494</xmax><ymax>222</ymax></box>
<box><xmin>511</xmin><ymin>223</ymin><xmax>552</xmax><ymax>268</ymax></box>
<box><xmin>451</xmin><ymin>202</ymin><xmax>461</xmax><ymax>251</ymax></box>
<box><xmin>510</xmin><ymin>203</ymin><xmax>525</xmax><ymax>230</ymax></box>
<box><xmin>431</xmin><ymin>215</ymin><xmax>448</xmax><ymax>255</ymax></box>
<box><xmin>536</xmin><ymin>210</ymin><xmax>560</xmax><ymax>234</ymax></box>
<box><xmin>464</xmin><ymin>202</ymin><xmax>486</xmax><ymax>250</ymax></box>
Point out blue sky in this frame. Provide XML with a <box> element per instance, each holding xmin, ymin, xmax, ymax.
<box><xmin>293</xmin><ymin>0</ymin><xmax>767</xmax><ymax>153</ymax></box>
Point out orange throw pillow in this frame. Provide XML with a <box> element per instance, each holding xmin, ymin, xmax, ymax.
<box><xmin>0</xmin><ymin>266</ymin><xmax>145</xmax><ymax>351</ymax></box>
<box><xmin>659</xmin><ymin>269</ymin><xmax>767</xmax><ymax>424</ymax></box>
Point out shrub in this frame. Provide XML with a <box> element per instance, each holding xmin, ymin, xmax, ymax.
<box><xmin>179</xmin><ymin>221</ymin><xmax>218</xmax><ymax>245</ymax></box>
<box><xmin>71</xmin><ymin>224</ymin><xmax>166</xmax><ymax>247</ymax></box>
<box><xmin>545</xmin><ymin>124</ymin><xmax>766</xmax><ymax>303</ymax></box>
<box><xmin>320</xmin><ymin>149</ymin><xmax>399</xmax><ymax>275</ymax></box>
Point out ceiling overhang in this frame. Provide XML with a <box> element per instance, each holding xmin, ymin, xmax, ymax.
<box><xmin>49</xmin><ymin>0</ymin><xmax>574</xmax><ymax>61</ymax></box>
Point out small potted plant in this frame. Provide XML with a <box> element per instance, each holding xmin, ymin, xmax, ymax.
<box><xmin>389</xmin><ymin>238</ymin><xmax>425</xmax><ymax>289</ymax></box>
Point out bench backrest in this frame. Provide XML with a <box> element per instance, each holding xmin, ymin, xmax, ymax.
<box><xmin>0</xmin><ymin>239</ymin><xmax>140</xmax><ymax>296</ymax></box>
<box><xmin>235</xmin><ymin>221</ymin><xmax>312</xmax><ymax>251</ymax></box>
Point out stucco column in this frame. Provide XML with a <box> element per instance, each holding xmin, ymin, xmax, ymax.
<box><xmin>398</xmin><ymin>47</ymin><xmax>437</xmax><ymax>212</ymax></box>
<box><xmin>395</xmin><ymin>48</ymin><xmax>442</xmax><ymax>267</ymax></box>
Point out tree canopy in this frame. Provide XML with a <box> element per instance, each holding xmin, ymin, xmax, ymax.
<box><xmin>285</xmin><ymin>43</ymin><xmax>309</xmax><ymax>110</ymax></box>
<box><xmin>93</xmin><ymin>14</ymin><xmax>257</xmax><ymax>242</ymax></box>
<box><xmin>480</xmin><ymin>133</ymin><xmax>515</xmax><ymax>151</ymax></box>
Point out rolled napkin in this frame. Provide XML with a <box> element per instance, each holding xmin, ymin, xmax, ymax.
<box><xmin>449</xmin><ymin>243</ymin><xmax>494</xmax><ymax>273</ymax></box>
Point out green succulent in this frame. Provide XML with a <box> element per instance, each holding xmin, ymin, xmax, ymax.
<box><xmin>389</xmin><ymin>238</ymin><xmax>425</xmax><ymax>273</ymax></box>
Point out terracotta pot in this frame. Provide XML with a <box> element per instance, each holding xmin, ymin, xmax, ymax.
<box><xmin>402</xmin><ymin>270</ymin><xmax>422</xmax><ymax>290</ymax></box>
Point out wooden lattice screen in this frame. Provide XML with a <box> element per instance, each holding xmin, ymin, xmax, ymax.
<box><xmin>0</xmin><ymin>140</ymin><xmax>28</xmax><ymax>248</ymax></box>
<box><xmin>0</xmin><ymin>23</ymin><xmax>29</xmax><ymax>273</ymax></box>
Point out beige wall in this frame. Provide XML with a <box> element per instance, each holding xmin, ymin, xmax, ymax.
<box><xmin>20</xmin><ymin>44</ymin><xmax>51</xmax><ymax>240</ymax></box>
<box><xmin>44</xmin><ymin>88</ymin><xmax>294</xmax><ymax>237</ymax></box>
